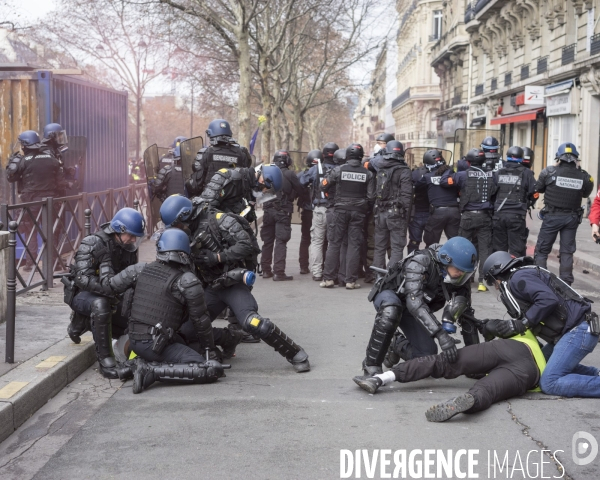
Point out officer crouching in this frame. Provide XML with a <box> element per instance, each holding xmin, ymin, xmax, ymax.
<box><xmin>109</xmin><ymin>229</ymin><xmax>225</xmax><ymax>393</ymax></box>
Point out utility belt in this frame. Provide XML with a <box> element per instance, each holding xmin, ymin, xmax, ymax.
<box><xmin>376</xmin><ymin>202</ymin><xmax>405</xmax><ymax>216</ymax></box>
<box><xmin>462</xmin><ymin>209</ymin><xmax>492</xmax><ymax>215</ymax></box>
<box><xmin>542</xmin><ymin>206</ymin><xmax>585</xmax><ymax>224</ymax></box>
<box><xmin>129</xmin><ymin>321</ymin><xmax>174</xmax><ymax>354</ymax></box>
<box><xmin>585</xmin><ymin>311</ymin><xmax>600</xmax><ymax>335</ymax></box>
<box><xmin>429</xmin><ymin>204</ymin><xmax>459</xmax><ymax>214</ymax></box>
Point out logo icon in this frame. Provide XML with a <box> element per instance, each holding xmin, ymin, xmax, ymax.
<box><xmin>572</xmin><ymin>431</ymin><xmax>598</xmax><ymax>466</ymax></box>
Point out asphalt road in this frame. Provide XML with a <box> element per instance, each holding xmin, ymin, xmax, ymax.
<box><xmin>1</xmin><ymin>225</ymin><xmax>600</xmax><ymax>480</ymax></box>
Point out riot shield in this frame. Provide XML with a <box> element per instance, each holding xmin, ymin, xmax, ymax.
<box><xmin>288</xmin><ymin>150</ymin><xmax>308</xmax><ymax>173</ymax></box>
<box><xmin>453</xmin><ymin>128</ymin><xmax>504</xmax><ymax>165</ymax></box>
<box><xmin>180</xmin><ymin>136</ymin><xmax>205</xmax><ymax>188</ymax></box>
<box><xmin>143</xmin><ymin>144</ymin><xmax>161</xmax><ymax>195</ymax></box>
<box><xmin>404</xmin><ymin>147</ymin><xmax>453</xmax><ymax>169</ymax></box>
<box><xmin>60</xmin><ymin>136</ymin><xmax>87</xmax><ymax>195</ymax></box>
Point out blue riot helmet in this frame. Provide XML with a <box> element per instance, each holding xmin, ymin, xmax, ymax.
<box><xmin>506</xmin><ymin>146</ymin><xmax>524</xmax><ymax>163</ymax></box>
<box><xmin>156</xmin><ymin>228</ymin><xmax>191</xmax><ymax>265</ymax></box>
<box><xmin>437</xmin><ymin>237</ymin><xmax>478</xmax><ymax>286</ymax></box>
<box><xmin>160</xmin><ymin>194</ymin><xmax>193</xmax><ymax>228</ymax></box>
<box><xmin>259</xmin><ymin>164</ymin><xmax>283</xmax><ymax>191</ymax></box>
<box><xmin>206</xmin><ymin>119</ymin><xmax>233</xmax><ymax>145</ymax></box>
<box><xmin>556</xmin><ymin>142</ymin><xmax>579</xmax><ymax>163</ymax></box>
<box><xmin>42</xmin><ymin>123</ymin><xmax>68</xmax><ymax>150</ymax></box>
<box><xmin>18</xmin><ymin>130</ymin><xmax>41</xmax><ymax>149</ymax></box>
<box><xmin>109</xmin><ymin>207</ymin><xmax>145</xmax><ymax>251</ymax></box>
<box><xmin>172</xmin><ymin>136</ymin><xmax>188</xmax><ymax>148</ymax></box>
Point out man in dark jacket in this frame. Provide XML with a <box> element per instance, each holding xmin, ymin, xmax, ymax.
<box><xmin>372</xmin><ymin>140</ymin><xmax>413</xmax><ymax>269</ymax></box>
<box><xmin>260</xmin><ymin>150</ymin><xmax>310</xmax><ymax>280</ymax></box>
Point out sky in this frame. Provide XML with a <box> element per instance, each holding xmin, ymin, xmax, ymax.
<box><xmin>3</xmin><ymin>0</ymin><xmax>56</xmax><ymax>26</ymax></box>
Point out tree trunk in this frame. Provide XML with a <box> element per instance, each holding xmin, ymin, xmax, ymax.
<box><xmin>236</xmin><ymin>26</ymin><xmax>252</xmax><ymax>147</ymax></box>
<box><xmin>293</xmin><ymin>106</ymin><xmax>303</xmax><ymax>152</ymax></box>
<box><xmin>259</xmin><ymin>54</ymin><xmax>272</xmax><ymax>164</ymax></box>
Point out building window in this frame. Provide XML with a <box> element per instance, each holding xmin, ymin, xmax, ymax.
<box><xmin>432</xmin><ymin>10</ymin><xmax>442</xmax><ymax>40</ymax></box>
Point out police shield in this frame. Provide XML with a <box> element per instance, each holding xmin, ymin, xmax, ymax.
<box><xmin>143</xmin><ymin>144</ymin><xmax>161</xmax><ymax>197</ymax></box>
<box><xmin>180</xmin><ymin>136</ymin><xmax>205</xmax><ymax>188</ymax></box>
<box><xmin>60</xmin><ymin>136</ymin><xmax>87</xmax><ymax>195</ymax></box>
<box><xmin>404</xmin><ymin>147</ymin><xmax>453</xmax><ymax>169</ymax></box>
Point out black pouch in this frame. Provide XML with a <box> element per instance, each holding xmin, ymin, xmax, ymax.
<box><xmin>61</xmin><ymin>275</ymin><xmax>77</xmax><ymax>307</ymax></box>
<box><xmin>587</xmin><ymin>312</ymin><xmax>600</xmax><ymax>335</ymax></box>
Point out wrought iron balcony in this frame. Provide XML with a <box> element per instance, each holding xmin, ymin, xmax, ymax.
<box><xmin>562</xmin><ymin>44</ymin><xmax>576</xmax><ymax>66</ymax></box>
<box><xmin>537</xmin><ymin>56</ymin><xmax>548</xmax><ymax>75</ymax></box>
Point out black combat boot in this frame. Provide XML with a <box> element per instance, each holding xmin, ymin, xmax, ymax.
<box><xmin>67</xmin><ymin>311</ymin><xmax>90</xmax><ymax>344</ymax></box>
<box><xmin>363</xmin><ymin>306</ymin><xmax>401</xmax><ymax>375</ymax></box>
<box><xmin>425</xmin><ymin>393</ymin><xmax>475</xmax><ymax>422</ymax></box>
<box><xmin>219</xmin><ymin>327</ymin><xmax>244</xmax><ymax>359</ymax></box>
<box><xmin>90</xmin><ymin>310</ymin><xmax>119</xmax><ymax>379</ymax></box>
<box><xmin>262</xmin><ymin>325</ymin><xmax>310</xmax><ymax>373</ymax></box>
<box><xmin>353</xmin><ymin>375</ymin><xmax>383</xmax><ymax>394</ymax></box>
<box><xmin>133</xmin><ymin>359</ymin><xmax>224</xmax><ymax>394</ymax></box>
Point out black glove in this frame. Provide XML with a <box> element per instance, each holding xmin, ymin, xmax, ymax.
<box><xmin>208</xmin><ymin>347</ymin><xmax>223</xmax><ymax>363</ymax></box>
<box><xmin>483</xmin><ymin>319</ymin><xmax>526</xmax><ymax>339</ymax></box>
<box><xmin>198</xmin><ymin>250</ymin><xmax>220</xmax><ymax>267</ymax></box>
<box><xmin>435</xmin><ymin>330</ymin><xmax>458</xmax><ymax>363</ymax></box>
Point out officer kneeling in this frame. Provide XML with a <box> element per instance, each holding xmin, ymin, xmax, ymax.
<box><xmin>109</xmin><ymin>229</ymin><xmax>225</xmax><ymax>394</ymax></box>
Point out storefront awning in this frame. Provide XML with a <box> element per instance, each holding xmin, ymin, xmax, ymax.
<box><xmin>489</xmin><ymin>108</ymin><xmax>545</xmax><ymax>126</ymax></box>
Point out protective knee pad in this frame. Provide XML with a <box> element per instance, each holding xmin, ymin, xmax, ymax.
<box><xmin>243</xmin><ymin>312</ymin><xmax>274</xmax><ymax>338</ymax></box>
<box><xmin>376</xmin><ymin>306</ymin><xmax>401</xmax><ymax>333</ymax></box>
<box><xmin>90</xmin><ymin>297</ymin><xmax>112</xmax><ymax>320</ymax></box>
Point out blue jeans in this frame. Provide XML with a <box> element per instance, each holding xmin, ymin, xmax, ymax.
<box><xmin>540</xmin><ymin>322</ymin><xmax>600</xmax><ymax>397</ymax></box>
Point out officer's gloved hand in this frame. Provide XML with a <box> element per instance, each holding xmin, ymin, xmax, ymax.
<box><xmin>204</xmin><ymin>359</ymin><xmax>225</xmax><ymax>380</ymax></box>
<box><xmin>435</xmin><ymin>330</ymin><xmax>458</xmax><ymax>363</ymax></box>
<box><xmin>209</xmin><ymin>347</ymin><xmax>223</xmax><ymax>363</ymax></box>
<box><xmin>483</xmin><ymin>319</ymin><xmax>526</xmax><ymax>339</ymax></box>
<box><xmin>198</xmin><ymin>250</ymin><xmax>220</xmax><ymax>267</ymax></box>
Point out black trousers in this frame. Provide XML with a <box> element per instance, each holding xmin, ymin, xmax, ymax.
<box><xmin>203</xmin><ymin>283</ymin><xmax>259</xmax><ymax>325</ymax></box>
<box><xmin>408</xmin><ymin>211</ymin><xmax>429</xmax><ymax>254</ymax></box>
<box><xmin>391</xmin><ymin>339</ymin><xmax>539</xmax><ymax>413</ymax></box>
<box><xmin>534</xmin><ymin>213</ymin><xmax>579</xmax><ymax>285</ymax></box>
<box><xmin>323</xmin><ymin>209</ymin><xmax>365</xmax><ymax>283</ymax></box>
<box><xmin>423</xmin><ymin>207</ymin><xmax>460</xmax><ymax>246</ymax></box>
<box><xmin>71</xmin><ymin>291</ymin><xmax>128</xmax><ymax>338</ymax></box>
<box><xmin>373</xmin><ymin>207</ymin><xmax>407</xmax><ymax>269</ymax></box>
<box><xmin>131</xmin><ymin>336</ymin><xmax>206</xmax><ymax>364</ymax></box>
<box><xmin>299</xmin><ymin>209</ymin><xmax>313</xmax><ymax>270</ymax></box>
<box><xmin>493</xmin><ymin>211</ymin><xmax>528</xmax><ymax>257</ymax></box>
<box><xmin>260</xmin><ymin>208</ymin><xmax>292</xmax><ymax>275</ymax></box>
<box><xmin>459</xmin><ymin>211</ymin><xmax>493</xmax><ymax>282</ymax></box>
<box><xmin>360</xmin><ymin>211</ymin><xmax>375</xmax><ymax>276</ymax></box>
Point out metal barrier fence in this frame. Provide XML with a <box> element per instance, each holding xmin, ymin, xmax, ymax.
<box><xmin>1</xmin><ymin>183</ymin><xmax>153</xmax><ymax>296</ymax></box>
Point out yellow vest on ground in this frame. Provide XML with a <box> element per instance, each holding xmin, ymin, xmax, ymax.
<box><xmin>508</xmin><ymin>329</ymin><xmax>546</xmax><ymax>392</ymax></box>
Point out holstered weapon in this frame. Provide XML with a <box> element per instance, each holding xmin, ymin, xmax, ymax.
<box><xmin>151</xmin><ymin>323</ymin><xmax>174</xmax><ymax>354</ymax></box>
<box><xmin>61</xmin><ymin>273</ymin><xmax>78</xmax><ymax>307</ymax></box>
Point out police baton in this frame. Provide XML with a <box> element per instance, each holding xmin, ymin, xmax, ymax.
<box><xmin>205</xmin><ymin>347</ymin><xmax>231</xmax><ymax>369</ymax></box>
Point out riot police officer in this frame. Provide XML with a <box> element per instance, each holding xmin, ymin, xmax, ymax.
<box><xmin>200</xmin><ymin>166</ymin><xmax>258</xmax><ymax>218</ymax></box>
<box><xmin>481</xmin><ymin>136</ymin><xmax>502</xmax><ymax>170</ymax></box>
<box><xmin>297</xmin><ymin>151</ymin><xmax>318</xmax><ymax>275</ymax></box>
<box><xmin>482</xmin><ymin>251</ymin><xmax>600</xmax><ymax>398</ymax></box>
<box><xmin>492</xmin><ymin>146</ymin><xmax>536</xmax><ymax>258</ymax></box>
<box><xmin>320</xmin><ymin>144</ymin><xmax>375</xmax><ymax>289</ymax></box>
<box><xmin>6</xmin><ymin>129</ymin><xmax>67</xmax><ymax>270</ymax></box>
<box><xmin>299</xmin><ymin>148</ymin><xmax>337</xmax><ymax>281</ymax></box>
<box><xmin>160</xmin><ymin>195</ymin><xmax>311</xmax><ymax>373</ymax></box>
<box><xmin>64</xmin><ymin>208</ymin><xmax>145</xmax><ymax>378</ymax></box>
<box><xmin>187</xmin><ymin>119</ymin><xmax>250</xmax><ymax>195</ymax></box>
<box><xmin>153</xmin><ymin>137</ymin><xmax>187</xmax><ymax>202</ymax></box>
<box><xmin>362</xmin><ymin>236</ymin><xmax>477</xmax><ymax>375</ymax></box>
<box><xmin>522</xmin><ymin>147</ymin><xmax>534</xmax><ymax>171</ymax></box>
<box><xmin>444</xmin><ymin>148</ymin><xmax>495</xmax><ymax>291</ymax></box>
<box><xmin>417</xmin><ymin>150</ymin><xmax>460</xmax><ymax>246</ymax></box>
<box><xmin>260</xmin><ymin>150</ymin><xmax>310</xmax><ymax>280</ymax></box>
<box><xmin>109</xmin><ymin>229</ymin><xmax>225</xmax><ymax>393</ymax></box>
<box><xmin>534</xmin><ymin>143</ymin><xmax>594</xmax><ymax>285</ymax></box>
<box><xmin>41</xmin><ymin>123</ymin><xmax>69</xmax><ymax>159</ymax></box>
<box><xmin>372</xmin><ymin>141</ymin><xmax>412</xmax><ymax>269</ymax></box>
<box><xmin>407</xmin><ymin>161</ymin><xmax>430</xmax><ymax>254</ymax></box>
<box><xmin>327</xmin><ymin>148</ymin><xmax>350</xmax><ymax>285</ymax></box>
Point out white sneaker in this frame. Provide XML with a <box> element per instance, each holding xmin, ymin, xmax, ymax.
<box><xmin>320</xmin><ymin>279</ymin><xmax>334</xmax><ymax>288</ymax></box>
<box><xmin>346</xmin><ymin>282</ymin><xmax>361</xmax><ymax>290</ymax></box>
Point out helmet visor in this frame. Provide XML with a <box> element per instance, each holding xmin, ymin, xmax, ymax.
<box><xmin>54</xmin><ymin>130</ymin><xmax>68</xmax><ymax>146</ymax></box>
<box><xmin>443</xmin><ymin>268</ymin><xmax>475</xmax><ymax>286</ymax></box>
<box><xmin>117</xmin><ymin>234</ymin><xmax>143</xmax><ymax>252</ymax></box>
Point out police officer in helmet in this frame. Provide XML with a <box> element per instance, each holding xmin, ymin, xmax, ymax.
<box><xmin>188</xmin><ymin>119</ymin><xmax>250</xmax><ymax>195</ymax></box>
<box><xmin>522</xmin><ymin>147</ymin><xmax>534</xmax><ymax>170</ymax></box>
<box><xmin>481</xmin><ymin>136</ymin><xmax>502</xmax><ymax>170</ymax></box>
<box><xmin>153</xmin><ymin>136</ymin><xmax>188</xmax><ymax>202</ymax></box>
<box><xmin>296</xmin><ymin>149</ymin><xmax>321</xmax><ymax>275</ymax></box>
<box><xmin>533</xmin><ymin>143</ymin><xmax>594</xmax><ymax>285</ymax></box>
<box><xmin>6</xmin><ymin>129</ymin><xmax>67</xmax><ymax>270</ymax></box>
<box><xmin>160</xmin><ymin>195</ymin><xmax>311</xmax><ymax>372</ymax></box>
<box><xmin>407</xmin><ymin>155</ymin><xmax>430</xmax><ymax>254</ymax></box>
<box><xmin>320</xmin><ymin>143</ymin><xmax>375</xmax><ymax>289</ymax></box>
<box><xmin>65</xmin><ymin>208</ymin><xmax>145</xmax><ymax>378</ymax></box>
<box><xmin>260</xmin><ymin>150</ymin><xmax>310</xmax><ymax>280</ymax></box>
<box><xmin>109</xmin><ymin>228</ymin><xmax>226</xmax><ymax>393</ymax></box>
<box><xmin>372</xmin><ymin>140</ymin><xmax>412</xmax><ymax>269</ymax></box>
<box><xmin>482</xmin><ymin>251</ymin><xmax>600</xmax><ymax>398</ymax></box>
<box><xmin>442</xmin><ymin>148</ymin><xmax>495</xmax><ymax>291</ymax></box>
<box><xmin>492</xmin><ymin>146</ymin><xmax>536</xmax><ymax>259</ymax></box>
<box><xmin>362</xmin><ymin>236</ymin><xmax>477</xmax><ymax>376</ymax></box>
<box><xmin>417</xmin><ymin>149</ymin><xmax>460</xmax><ymax>246</ymax></box>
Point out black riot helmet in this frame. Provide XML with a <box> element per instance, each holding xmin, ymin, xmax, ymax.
<box><xmin>522</xmin><ymin>147</ymin><xmax>534</xmax><ymax>169</ymax></box>
<box><xmin>333</xmin><ymin>148</ymin><xmax>347</xmax><ymax>165</ymax></box>
<box><xmin>482</xmin><ymin>251</ymin><xmax>534</xmax><ymax>286</ymax></box>
<box><xmin>346</xmin><ymin>143</ymin><xmax>364</xmax><ymax>160</ymax></box>
<box><xmin>423</xmin><ymin>149</ymin><xmax>445</xmax><ymax>171</ymax></box>
<box><xmin>466</xmin><ymin>148</ymin><xmax>486</xmax><ymax>166</ymax></box>
<box><xmin>481</xmin><ymin>136</ymin><xmax>500</xmax><ymax>159</ymax></box>
<box><xmin>322</xmin><ymin>142</ymin><xmax>339</xmax><ymax>159</ymax></box>
<box><xmin>272</xmin><ymin>149</ymin><xmax>292</xmax><ymax>168</ymax></box>
<box><xmin>376</xmin><ymin>133</ymin><xmax>395</xmax><ymax>143</ymax></box>
<box><xmin>305</xmin><ymin>149</ymin><xmax>322</xmax><ymax>168</ymax></box>
<box><xmin>383</xmin><ymin>140</ymin><xmax>405</xmax><ymax>161</ymax></box>
<box><xmin>506</xmin><ymin>146</ymin><xmax>524</xmax><ymax>163</ymax></box>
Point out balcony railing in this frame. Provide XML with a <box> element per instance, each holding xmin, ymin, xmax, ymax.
<box><xmin>452</xmin><ymin>94</ymin><xmax>462</xmax><ymax>106</ymax></box>
<box><xmin>505</xmin><ymin>72</ymin><xmax>512</xmax><ymax>87</ymax></box>
<box><xmin>475</xmin><ymin>84</ymin><xmax>484</xmax><ymax>96</ymax></box>
<box><xmin>562</xmin><ymin>44</ymin><xmax>576</xmax><ymax>66</ymax></box>
<box><xmin>392</xmin><ymin>88</ymin><xmax>411</xmax><ymax>110</ymax></box>
<box><xmin>521</xmin><ymin>64</ymin><xmax>530</xmax><ymax>80</ymax></box>
<box><xmin>592</xmin><ymin>33</ymin><xmax>600</xmax><ymax>56</ymax></box>
<box><xmin>464</xmin><ymin>2</ymin><xmax>475</xmax><ymax>23</ymax></box>
<box><xmin>491</xmin><ymin>78</ymin><xmax>497</xmax><ymax>90</ymax></box>
<box><xmin>537</xmin><ymin>56</ymin><xmax>548</xmax><ymax>75</ymax></box>
<box><xmin>474</xmin><ymin>0</ymin><xmax>495</xmax><ymax>14</ymax></box>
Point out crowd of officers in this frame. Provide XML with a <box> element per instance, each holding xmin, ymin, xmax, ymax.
<box><xmin>6</xmin><ymin>118</ymin><xmax>600</xmax><ymax>422</ymax></box>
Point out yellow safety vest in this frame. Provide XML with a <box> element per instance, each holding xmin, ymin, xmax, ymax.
<box><xmin>508</xmin><ymin>329</ymin><xmax>546</xmax><ymax>392</ymax></box>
